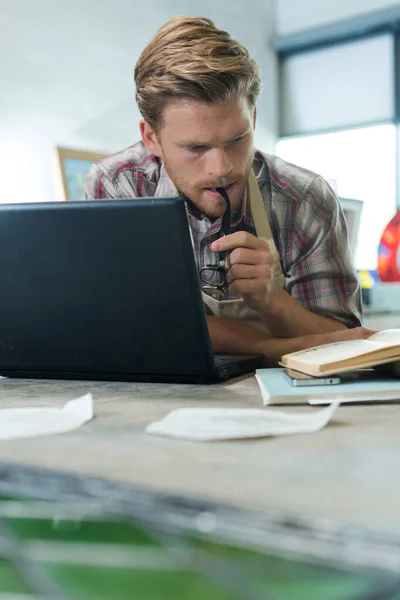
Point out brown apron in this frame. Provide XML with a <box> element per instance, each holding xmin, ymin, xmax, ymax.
<box><xmin>201</xmin><ymin>170</ymin><xmax>285</xmax><ymax>333</ymax></box>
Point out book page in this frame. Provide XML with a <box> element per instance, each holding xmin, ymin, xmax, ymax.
<box><xmin>285</xmin><ymin>339</ymin><xmax>385</xmax><ymax>366</ymax></box>
<box><xmin>368</xmin><ymin>329</ymin><xmax>400</xmax><ymax>346</ymax></box>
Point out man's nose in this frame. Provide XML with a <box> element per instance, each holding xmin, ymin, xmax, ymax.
<box><xmin>205</xmin><ymin>148</ymin><xmax>233</xmax><ymax>180</ymax></box>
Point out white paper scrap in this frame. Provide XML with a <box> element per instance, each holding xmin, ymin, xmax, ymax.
<box><xmin>0</xmin><ymin>393</ymin><xmax>93</xmax><ymax>441</ymax></box>
<box><xmin>145</xmin><ymin>402</ymin><xmax>339</xmax><ymax>441</ymax></box>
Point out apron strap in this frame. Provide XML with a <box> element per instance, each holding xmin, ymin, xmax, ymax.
<box><xmin>248</xmin><ymin>170</ymin><xmax>284</xmax><ymax>283</ymax></box>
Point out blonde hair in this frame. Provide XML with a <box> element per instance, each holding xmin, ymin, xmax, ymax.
<box><xmin>134</xmin><ymin>16</ymin><xmax>262</xmax><ymax>132</ymax></box>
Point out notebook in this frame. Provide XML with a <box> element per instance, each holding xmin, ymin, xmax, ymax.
<box><xmin>255</xmin><ymin>368</ymin><xmax>400</xmax><ymax>405</ymax></box>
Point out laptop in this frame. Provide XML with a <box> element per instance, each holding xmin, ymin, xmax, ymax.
<box><xmin>0</xmin><ymin>198</ymin><xmax>264</xmax><ymax>383</ymax></box>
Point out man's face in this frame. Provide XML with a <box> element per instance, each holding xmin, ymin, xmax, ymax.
<box><xmin>141</xmin><ymin>96</ymin><xmax>256</xmax><ymax>218</ymax></box>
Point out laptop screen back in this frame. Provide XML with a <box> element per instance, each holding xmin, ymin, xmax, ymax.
<box><xmin>0</xmin><ymin>198</ymin><xmax>214</xmax><ymax>380</ymax></box>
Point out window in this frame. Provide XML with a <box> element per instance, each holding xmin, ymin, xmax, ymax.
<box><xmin>280</xmin><ymin>34</ymin><xmax>394</xmax><ymax>136</ymax></box>
<box><xmin>276</xmin><ymin>124</ymin><xmax>396</xmax><ymax>270</ymax></box>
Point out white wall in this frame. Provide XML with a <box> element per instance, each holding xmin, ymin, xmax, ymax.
<box><xmin>275</xmin><ymin>0</ymin><xmax>400</xmax><ymax>36</ymax></box>
<box><xmin>0</xmin><ymin>0</ymin><xmax>277</xmax><ymax>203</ymax></box>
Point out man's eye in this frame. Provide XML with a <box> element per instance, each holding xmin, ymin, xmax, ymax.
<box><xmin>188</xmin><ymin>146</ymin><xmax>206</xmax><ymax>153</ymax></box>
<box><xmin>226</xmin><ymin>137</ymin><xmax>243</xmax><ymax>147</ymax></box>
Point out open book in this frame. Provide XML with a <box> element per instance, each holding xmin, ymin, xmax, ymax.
<box><xmin>280</xmin><ymin>329</ymin><xmax>400</xmax><ymax>377</ymax></box>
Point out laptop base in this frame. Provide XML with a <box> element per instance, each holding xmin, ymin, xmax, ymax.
<box><xmin>0</xmin><ymin>356</ymin><xmax>264</xmax><ymax>385</ymax></box>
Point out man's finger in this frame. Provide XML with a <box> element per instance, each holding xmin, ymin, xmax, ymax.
<box><xmin>211</xmin><ymin>231</ymin><xmax>268</xmax><ymax>253</ymax></box>
<box><xmin>226</xmin><ymin>264</ymin><xmax>272</xmax><ymax>285</ymax></box>
<box><xmin>226</xmin><ymin>247</ymin><xmax>273</xmax><ymax>269</ymax></box>
<box><xmin>229</xmin><ymin>278</ymin><xmax>261</xmax><ymax>297</ymax></box>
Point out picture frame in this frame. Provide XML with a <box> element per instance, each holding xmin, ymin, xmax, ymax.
<box><xmin>54</xmin><ymin>147</ymin><xmax>107</xmax><ymax>201</ymax></box>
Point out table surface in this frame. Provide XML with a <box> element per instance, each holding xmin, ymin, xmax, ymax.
<box><xmin>0</xmin><ymin>373</ymin><xmax>399</xmax><ymax>537</ymax></box>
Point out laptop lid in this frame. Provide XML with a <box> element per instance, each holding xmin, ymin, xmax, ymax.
<box><xmin>0</xmin><ymin>198</ymin><xmax>218</xmax><ymax>382</ymax></box>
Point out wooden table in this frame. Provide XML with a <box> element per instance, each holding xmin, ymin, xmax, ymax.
<box><xmin>0</xmin><ymin>373</ymin><xmax>399</xmax><ymax>537</ymax></box>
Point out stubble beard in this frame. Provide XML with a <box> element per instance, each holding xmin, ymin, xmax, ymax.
<box><xmin>163</xmin><ymin>150</ymin><xmax>255</xmax><ymax>218</ymax></box>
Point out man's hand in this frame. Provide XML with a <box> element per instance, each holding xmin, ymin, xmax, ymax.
<box><xmin>211</xmin><ymin>232</ymin><xmax>275</xmax><ymax>311</ymax></box>
<box><xmin>210</xmin><ymin>231</ymin><xmax>361</xmax><ymax>339</ymax></box>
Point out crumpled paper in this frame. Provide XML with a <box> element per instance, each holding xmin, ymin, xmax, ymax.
<box><xmin>0</xmin><ymin>393</ymin><xmax>93</xmax><ymax>441</ymax></box>
<box><xmin>146</xmin><ymin>402</ymin><xmax>339</xmax><ymax>441</ymax></box>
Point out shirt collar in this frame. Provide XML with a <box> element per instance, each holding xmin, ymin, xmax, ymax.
<box><xmin>153</xmin><ymin>161</ymin><xmax>178</xmax><ymax>198</ymax></box>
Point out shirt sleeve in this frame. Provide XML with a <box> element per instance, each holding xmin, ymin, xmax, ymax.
<box><xmin>85</xmin><ymin>161</ymin><xmax>120</xmax><ymax>200</ymax></box>
<box><xmin>284</xmin><ymin>175</ymin><xmax>363</xmax><ymax>328</ymax></box>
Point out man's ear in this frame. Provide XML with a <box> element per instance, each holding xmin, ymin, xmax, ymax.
<box><xmin>139</xmin><ymin>120</ymin><xmax>162</xmax><ymax>157</ymax></box>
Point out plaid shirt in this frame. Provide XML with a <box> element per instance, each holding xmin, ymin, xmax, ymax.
<box><xmin>85</xmin><ymin>141</ymin><xmax>362</xmax><ymax>328</ymax></box>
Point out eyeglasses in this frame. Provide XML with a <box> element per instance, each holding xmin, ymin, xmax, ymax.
<box><xmin>199</xmin><ymin>187</ymin><xmax>231</xmax><ymax>296</ymax></box>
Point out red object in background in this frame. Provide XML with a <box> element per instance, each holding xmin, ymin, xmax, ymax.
<box><xmin>377</xmin><ymin>210</ymin><xmax>400</xmax><ymax>282</ymax></box>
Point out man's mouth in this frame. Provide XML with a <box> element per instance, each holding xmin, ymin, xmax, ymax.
<box><xmin>203</xmin><ymin>182</ymin><xmax>236</xmax><ymax>196</ymax></box>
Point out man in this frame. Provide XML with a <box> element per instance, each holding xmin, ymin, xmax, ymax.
<box><xmin>86</xmin><ymin>16</ymin><xmax>373</xmax><ymax>363</ymax></box>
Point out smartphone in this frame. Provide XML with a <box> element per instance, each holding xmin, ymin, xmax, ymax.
<box><xmin>283</xmin><ymin>368</ymin><xmax>341</xmax><ymax>387</ymax></box>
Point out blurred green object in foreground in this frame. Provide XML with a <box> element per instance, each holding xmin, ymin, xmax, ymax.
<box><xmin>0</xmin><ymin>465</ymin><xmax>399</xmax><ymax>600</ymax></box>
